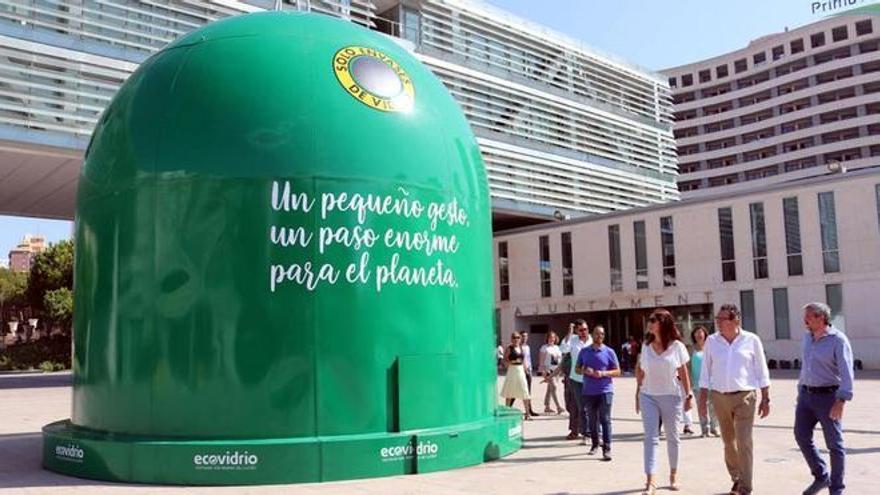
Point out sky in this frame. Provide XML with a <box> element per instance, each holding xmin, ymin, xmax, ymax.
<box><xmin>0</xmin><ymin>0</ymin><xmax>876</xmax><ymax>262</ymax></box>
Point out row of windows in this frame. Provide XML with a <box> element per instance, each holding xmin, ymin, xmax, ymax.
<box><xmin>717</xmin><ymin>192</ymin><xmax>841</xmax><ymax>282</ymax></box>
<box><xmin>758</xmin><ymin>284</ymin><xmax>844</xmax><ymax>340</ymax></box>
<box><xmin>678</xmin><ymin>123</ymin><xmax>880</xmax><ymax>174</ymax></box>
<box><xmin>497</xmin><ymin>215</ymin><xmax>678</xmax><ymax>300</ymax></box>
<box><xmin>497</xmin><ymin>184</ymin><xmax>880</xmax><ymax>300</ymax></box>
<box><xmin>674</xmin><ymin>75</ymin><xmax>880</xmax><ymax>125</ymax></box>
<box><xmin>669</xmin><ymin>19</ymin><xmax>874</xmax><ymax>88</ymax></box>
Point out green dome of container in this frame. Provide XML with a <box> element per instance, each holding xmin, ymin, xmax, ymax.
<box><xmin>43</xmin><ymin>11</ymin><xmax>520</xmax><ymax>485</ymax></box>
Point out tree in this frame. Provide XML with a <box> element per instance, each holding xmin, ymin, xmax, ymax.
<box><xmin>26</xmin><ymin>239</ymin><xmax>73</xmax><ymax>315</ymax></box>
<box><xmin>44</xmin><ymin>288</ymin><xmax>73</xmax><ymax>331</ymax></box>
<box><xmin>0</xmin><ymin>267</ymin><xmax>28</xmax><ymax>323</ymax></box>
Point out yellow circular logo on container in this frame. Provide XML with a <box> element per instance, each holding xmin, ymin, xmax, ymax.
<box><xmin>333</xmin><ymin>46</ymin><xmax>415</xmax><ymax>113</ymax></box>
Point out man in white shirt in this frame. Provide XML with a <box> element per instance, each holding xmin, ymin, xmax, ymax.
<box><xmin>560</xmin><ymin>319</ymin><xmax>592</xmax><ymax>441</ymax></box>
<box><xmin>698</xmin><ymin>304</ymin><xmax>771</xmax><ymax>495</ymax></box>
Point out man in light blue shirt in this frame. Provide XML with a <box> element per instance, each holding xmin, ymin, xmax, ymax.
<box><xmin>560</xmin><ymin>319</ymin><xmax>591</xmax><ymax>441</ymax></box>
<box><xmin>795</xmin><ymin>302</ymin><xmax>855</xmax><ymax>495</ymax></box>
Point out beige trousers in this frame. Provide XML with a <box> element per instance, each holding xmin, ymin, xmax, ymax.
<box><xmin>711</xmin><ymin>390</ymin><xmax>757</xmax><ymax>494</ymax></box>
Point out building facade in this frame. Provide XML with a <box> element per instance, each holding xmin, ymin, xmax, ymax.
<box><xmin>7</xmin><ymin>234</ymin><xmax>45</xmax><ymax>272</ymax></box>
<box><xmin>0</xmin><ymin>0</ymin><xmax>678</xmax><ymax>228</ymax></box>
<box><xmin>663</xmin><ymin>7</ymin><xmax>880</xmax><ymax>198</ymax></box>
<box><xmin>494</xmin><ymin>167</ymin><xmax>880</xmax><ymax>368</ymax></box>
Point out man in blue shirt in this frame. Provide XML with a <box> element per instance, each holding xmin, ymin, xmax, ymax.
<box><xmin>795</xmin><ymin>302</ymin><xmax>855</xmax><ymax>495</ymax></box>
<box><xmin>576</xmin><ymin>325</ymin><xmax>620</xmax><ymax>461</ymax></box>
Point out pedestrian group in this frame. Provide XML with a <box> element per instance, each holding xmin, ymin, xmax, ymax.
<box><xmin>498</xmin><ymin>301</ymin><xmax>854</xmax><ymax>495</ymax></box>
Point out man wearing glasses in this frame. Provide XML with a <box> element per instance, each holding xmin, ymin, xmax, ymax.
<box><xmin>795</xmin><ymin>302</ymin><xmax>854</xmax><ymax>495</ymax></box>
<box><xmin>561</xmin><ymin>319</ymin><xmax>592</xmax><ymax>441</ymax></box>
<box><xmin>698</xmin><ymin>304</ymin><xmax>771</xmax><ymax>495</ymax></box>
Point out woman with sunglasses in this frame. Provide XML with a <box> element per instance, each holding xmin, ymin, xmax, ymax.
<box><xmin>500</xmin><ymin>331</ymin><xmax>534</xmax><ymax>420</ymax></box>
<box><xmin>635</xmin><ymin>309</ymin><xmax>694</xmax><ymax>494</ymax></box>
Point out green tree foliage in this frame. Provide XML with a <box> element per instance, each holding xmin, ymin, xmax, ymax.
<box><xmin>44</xmin><ymin>287</ymin><xmax>73</xmax><ymax>331</ymax></box>
<box><xmin>0</xmin><ymin>267</ymin><xmax>28</xmax><ymax>311</ymax></box>
<box><xmin>27</xmin><ymin>239</ymin><xmax>73</xmax><ymax>314</ymax></box>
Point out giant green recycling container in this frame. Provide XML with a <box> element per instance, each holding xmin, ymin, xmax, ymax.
<box><xmin>42</xmin><ymin>11</ymin><xmax>521</xmax><ymax>485</ymax></box>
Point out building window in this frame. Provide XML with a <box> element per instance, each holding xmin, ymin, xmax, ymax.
<box><xmin>498</xmin><ymin>242</ymin><xmax>510</xmax><ymax>301</ymax></box>
<box><xmin>539</xmin><ymin>235</ymin><xmax>551</xmax><ymax>297</ymax></box>
<box><xmin>773</xmin><ymin>288</ymin><xmax>790</xmax><ymax>339</ymax></box>
<box><xmin>660</xmin><ymin>216</ymin><xmax>676</xmax><ymax>287</ymax></box>
<box><xmin>699</xmin><ymin>69</ymin><xmax>711</xmax><ymax>83</ymax></box>
<box><xmin>811</xmin><ymin>32</ymin><xmax>826</xmax><ymax>48</ymax></box>
<box><xmin>668</xmin><ymin>77</ymin><xmax>677</xmax><ymax>88</ymax></box>
<box><xmin>818</xmin><ymin>192</ymin><xmax>840</xmax><ymax>273</ymax></box>
<box><xmin>791</xmin><ymin>38</ymin><xmax>804</xmax><ymax>54</ymax></box>
<box><xmin>753</xmin><ymin>52</ymin><xmax>766</xmax><ymax>65</ymax></box>
<box><xmin>608</xmin><ymin>225</ymin><xmax>623</xmax><ymax>292</ymax></box>
<box><xmin>561</xmin><ymin>232</ymin><xmax>574</xmax><ymax>296</ymax></box>
<box><xmin>716</xmin><ymin>64</ymin><xmax>729</xmax><ymax>78</ymax></box>
<box><xmin>402</xmin><ymin>7</ymin><xmax>422</xmax><ymax>46</ymax></box>
<box><xmin>634</xmin><ymin>220</ymin><xmax>648</xmax><ymax>289</ymax></box>
<box><xmin>682</xmin><ymin>74</ymin><xmax>693</xmax><ymax>86</ymax></box>
<box><xmin>826</xmin><ymin>283</ymin><xmax>844</xmax><ymax>329</ymax></box>
<box><xmin>734</xmin><ymin>58</ymin><xmax>747</xmax><ymax>73</ymax></box>
<box><xmin>772</xmin><ymin>45</ymin><xmax>785</xmax><ymax>60</ymax></box>
<box><xmin>741</xmin><ymin>290</ymin><xmax>756</xmax><ymax>331</ymax></box>
<box><xmin>783</xmin><ymin>197</ymin><xmax>803</xmax><ymax>276</ymax></box>
<box><xmin>718</xmin><ymin>207</ymin><xmax>737</xmax><ymax>281</ymax></box>
<box><xmin>856</xmin><ymin>20</ymin><xmax>873</xmax><ymax>36</ymax></box>
<box><xmin>750</xmin><ymin>202</ymin><xmax>769</xmax><ymax>279</ymax></box>
<box><xmin>832</xmin><ymin>25</ymin><xmax>848</xmax><ymax>42</ymax></box>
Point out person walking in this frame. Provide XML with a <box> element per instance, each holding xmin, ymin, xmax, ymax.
<box><xmin>539</xmin><ymin>331</ymin><xmax>564</xmax><ymax>414</ymax></box>
<box><xmin>698</xmin><ymin>303</ymin><xmax>771</xmax><ymax>495</ymax></box>
<box><xmin>635</xmin><ymin>309</ymin><xmax>694</xmax><ymax>494</ymax></box>
<box><xmin>521</xmin><ymin>331</ymin><xmax>540</xmax><ymax>417</ymax></box>
<box><xmin>500</xmin><ymin>332</ymin><xmax>534</xmax><ymax>420</ymax></box>
<box><xmin>561</xmin><ymin>319</ymin><xmax>591</xmax><ymax>441</ymax></box>
<box><xmin>795</xmin><ymin>302</ymin><xmax>855</xmax><ymax>495</ymax></box>
<box><xmin>576</xmin><ymin>325</ymin><xmax>619</xmax><ymax>461</ymax></box>
<box><xmin>691</xmin><ymin>326</ymin><xmax>719</xmax><ymax>437</ymax></box>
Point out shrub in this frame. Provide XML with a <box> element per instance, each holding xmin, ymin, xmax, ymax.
<box><xmin>0</xmin><ymin>335</ymin><xmax>71</xmax><ymax>371</ymax></box>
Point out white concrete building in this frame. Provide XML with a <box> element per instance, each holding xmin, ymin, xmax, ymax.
<box><xmin>663</xmin><ymin>7</ymin><xmax>880</xmax><ymax>198</ymax></box>
<box><xmin>494</xmin><ymin>167</ymin><xmax>880</xmax><ymax>369</ymax></box>
<box><xmin>0</xmin><ymin>0</ymin><xmax>678</xmax><ymax>229</ymax></box>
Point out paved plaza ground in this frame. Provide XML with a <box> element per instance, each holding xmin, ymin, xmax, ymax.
<box><xmin>1</xmin><ymin>370</ymin><xmax>878</xmax><ymax>494</ymax></box>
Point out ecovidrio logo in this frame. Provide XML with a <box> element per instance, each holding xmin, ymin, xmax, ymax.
<box><xmin>379</xmin><ymin>440</ymin><xmax>439</xmax><ymax>462</ymax></box>
<box><xmin>192</xmin><ymin>451</ymin><xmax>259</xmax><ymax>471</ymax></box>
<box><xmin>54</xmin><ymin>443</ymin><xmax>84</xmax><ymax>463</ymax></box>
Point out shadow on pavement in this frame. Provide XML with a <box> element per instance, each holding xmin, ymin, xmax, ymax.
<box><xmin>0</xmin><ymin>372</ymin><xmax>72</xmax><ymax>390</ymax></box>
<box><xmin>0</xmin><ymin>431</ymin><xmax>127</xmax><ymax>489</ymax></box>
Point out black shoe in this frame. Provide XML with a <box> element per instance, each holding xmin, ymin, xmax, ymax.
<box><xmin>601</xmin><ymin>450</ymin><xmax>612</xmax><ymax>461</ymax></box>
<box><xmin>802</xmin><ymin>476</ymin><xmax>830</xmax><ymax>495</ymax></box>
<box><xmin>529</xmin><ymin>410</ymin><xmax>541</xmax><ymax>416</ymax></box>
<box><xmin>587</xmin><ymin>445</ymin><xmax>599</xmax><ymax>455</ymax></box>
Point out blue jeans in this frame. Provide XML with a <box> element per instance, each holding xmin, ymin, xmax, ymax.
<box><xmin>583</xmin><ymin>392</ymin><xmax>613</xmax><ymax>450</ymax></box>
<box><xmin>571</xmin><ymin>387</ymin><xmax>590</xmax><ymax>435</ymax></box>
<box><xmin>794</xmin><ymin>388</ymin><xmax>845</xmax><ymax>493</ymax></box>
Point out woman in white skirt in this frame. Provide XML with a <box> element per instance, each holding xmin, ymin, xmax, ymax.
<box><xmin>501</xmin><ymin>332</ymin><xmax>533</xmax><ymax>420</ymax></box>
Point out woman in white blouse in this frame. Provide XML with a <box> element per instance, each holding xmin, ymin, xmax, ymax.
<box><xmin>635</xmin><ymin>309</ymin><xmax>694</xmax><ymax>494</ymax></box>
<box><xmin>538</xmin><ymin>331</ymin><xmax>564</xmax><ymax>414</ymax></box>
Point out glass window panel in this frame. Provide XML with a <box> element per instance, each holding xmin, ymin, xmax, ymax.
<box><xmin>740</xmin><ymin>290</ymin><xmax>756</xmax><ymax>331</ymax></box>
<box><xmin>561</xmin><ymin>232</ymin><xmax>574</xmax><ymax>296</ymax></box>
<box><xmin>498</xmin><ymin>242</ymin><xmax>509</xmax><ymax>301</ymax></box>
<box><xmin>783</xmin><ymin>197</ymin><xmax>803</xmax><ymax>276</ymax></box>
<box><xmin>539</xmin><ymin>235</ymin><xmax>551</xmax><ymax>297</ymax></box>
<box><xmin>634</xmin><ymin>220</ymin><xmax>648</xmax><ymax>289</ymax></box>
<box><xmin>608</xmin><ymin>225</ymin><xmax>622</xmax><ymax>292</ymax></box>
<box><xmin>773</xmin><ymin>288</ymin><xmax>790</xmax><ymax>339</ymax></box>
<box><xmin>818</xmin><ymin>192</ymin><xmax>840</xmax><ymax>273</ymax></box>
<box><xmin>718</xmin><ymin>207</ymin><xmax>736</xmax><ymax>281</ymax></box>
<box><xmin>660</xmin><ymin>216</ymin><xmax>676</xmax><ymax>287</ymax></box>
<box><xmin>750</xmin><ymin>202</ymin><xmax>768</xmax><ymax>279</ymax></box>
<box><xmin>826</xmin><ymin>283</ymin><xmax>844</xmax><ymax>330</ymax></box>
